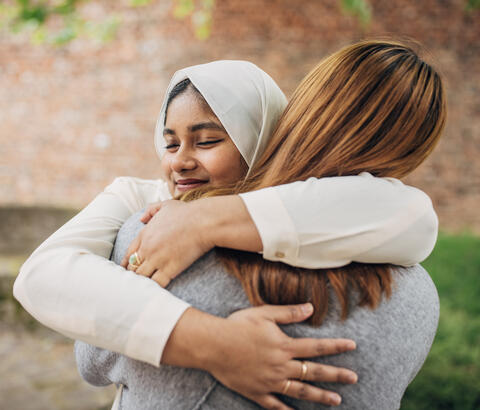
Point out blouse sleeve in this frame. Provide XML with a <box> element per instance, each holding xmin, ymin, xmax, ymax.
<box><xmin>13</xmin><ymin>177</ymin><xmax>190</xmax><ymax>367</ymax></box>
<box><xmin>239</xmin><ymin>172</ymin><xmax>438</xmax><ymax>268</ymax></box>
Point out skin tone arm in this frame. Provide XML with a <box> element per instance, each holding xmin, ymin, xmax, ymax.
<box><xmin>161</xmin><ymin>303</ymin><xmax>357</xmax><ymax>409</ymax></box>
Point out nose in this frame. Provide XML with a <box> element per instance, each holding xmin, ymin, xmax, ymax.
<box><xmin>170</xmin><ymin>147</ymin><xmax>197</xmax><ymax>173</ymax></box>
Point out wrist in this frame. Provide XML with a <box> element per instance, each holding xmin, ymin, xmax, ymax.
<box><xmin>161</xmin><ymin>307</ymin><xmax>230</xmax><ymax>371</ymax></box>
<box><xmin>191</xmin><ymin>197</ymin><xmax>223</xmax><ymax>250</ymax></box>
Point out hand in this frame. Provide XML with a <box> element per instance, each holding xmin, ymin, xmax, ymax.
<box><xmin>121</xmin><ymin>199</ymin><xmax>214</xmax><ymax>287</ymax></box>
<box><xmin>205</xmin><ymin>303</ymin><xmax>357</xmax><ymax>409</ymax></box>
<box><xmin>122</xmin><ymin>195</ymin><xmax>262</xmax><ymax>287</ymax></box>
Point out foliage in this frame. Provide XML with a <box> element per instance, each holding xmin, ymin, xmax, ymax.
<box><xmin>0</xmin><ymin>0</ymin><xmax>214</xmax><ymax>45</ymax></box>
<box><xmin>0</xmin><ymin>0</ymin><xmax>120</xmax><ymax>45</ymax></box>
<box><xmin>172</xmin><ymin>0</ymin><xmax>214</xmax><ymax>40</ymax></box>
<box><xmin>401</xmin><ymin>232</ymin><xmax>480</xmax><ymax>410</ymax></box>
<box><xmin>466</xmin><ymin>0</ymin><xmax>480</xmax><ymax>11</ymax></box>
<box><xmin>1</xmin><ymin>0</ymin><xmax>479</xmax><ymax>45</ymax></box>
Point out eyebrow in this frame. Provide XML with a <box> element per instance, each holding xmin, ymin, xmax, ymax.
<box><xmin>189</xmin><ymin>122</ymin><xmax>226</xmax><ymax>133</ymax></box>
<box><xmin>163</xmin><ymin>122</ymin><xmax>226</xmax><ymax>136</ymax></box>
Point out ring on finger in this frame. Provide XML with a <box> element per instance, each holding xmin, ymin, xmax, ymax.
<box><xmin>128</xmin><ymin>251</ymin><xmax>142</xmax><ymax>268</ymax></box>
<box><xmin>127</xmin><ymin>263</ymin><xmax>140</xmax><ymax>272</ymax></box>
<box><xmin>282</xmin><ymin>380</ymin><xmax>292</xmax><ymax>395</ymax></box>
<box><xmin>300</xmin><ymin>361</ymin><xmax>308</xmax><ymax>381</ymax></box>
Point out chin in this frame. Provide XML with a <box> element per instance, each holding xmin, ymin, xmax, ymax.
<box><xmin>175</xmin><ymin>184</ymin><xmax>211</xmax><ymax>199</ymax></box>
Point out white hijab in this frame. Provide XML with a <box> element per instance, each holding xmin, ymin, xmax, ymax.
<box><xmin>154</xmin><ymin>60</ymin><xmax>288</xmax><ymax>173</ymax></box>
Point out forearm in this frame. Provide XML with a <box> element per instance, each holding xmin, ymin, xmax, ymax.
<box><xmin>194</xmin><ymin>195</ymin><xmax>263</xmax><ymax>253</ymax></box>
<box><xmin>197</xmin><ymin>174</ymin><xmax>438</xmax><ymax>268</ymax></box>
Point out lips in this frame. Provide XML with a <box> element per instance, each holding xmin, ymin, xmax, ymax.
<box><xmin>175</xmin><ymin>178</ymin><xmax>209</xmax><ymax>192</ymax></box>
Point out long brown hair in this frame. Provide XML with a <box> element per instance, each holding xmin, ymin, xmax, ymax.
<box><xmin>184</xmin><ymin>40</ymin><xmax>446</xmax><ymax>325</ymax></box>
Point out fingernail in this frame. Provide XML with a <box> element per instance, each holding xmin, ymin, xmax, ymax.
<box><xmin>330</xmin><ymin>394</ymin><xmax>341</xmax><ymax>405</ymax></box>
<box><xmin>301</xmin><ymin>303</ymin><xmax>313</xmax><ymax>314</ymax></box>
<box><xmin>346</xmin><ymin>341</ymin><xmax>356</xmax><ymax>350</ymax></box>
<box><xmin>347</xmin><ymin>373</ymin><xmax>358</xmax><ymax>384</ymax></box>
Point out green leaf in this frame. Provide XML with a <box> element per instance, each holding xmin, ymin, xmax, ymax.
<box><xmin>0</xmin><ymin>4</ymin><xmax>19</xmax><ymax>30</ymax></box>
<box><xmin>192</xmin><ymin>9</ymin><xmax>211</xmax><ymax>40</ymax></box>
<box><xmin>52</xmin><ymin>27</ymin><xmax>76</xmax><ymax>45</ymax></box>
<box><xmin>52</xmin><ymin>0</ymin><xmax>79</xmax><ymax>16</ymax></box>
<box><xmin>18</xmin><ymin>4</ymin><xmax>49</xmax><ymax>24</ymax></box>
<box><xmin>466</xmin><ymin>0</ymin><xmax>480</xmax><ymax>10</ymax></box>
<box><xmin>173</xmin><ymin>0</ymin><xmax>195</xmax><ymax>19</ymax></box>
<box><xmin>341</xmin><ymin>0</ymin><xmax>371</xmax><ymax>27</ymax></box>
<box><xmin>130</xmin><ymin>0</ymin><xmax>153</xmax><ymax>7</ymax></box>
<box><xmin>31</xmin><ymin>26</ymin><xmax>46</xmax><ymax>44</ymax></box>
<box><xmin>202</xmin><ymin>0</ymin><xmax>215</xmax><ymax>10</ymax></box>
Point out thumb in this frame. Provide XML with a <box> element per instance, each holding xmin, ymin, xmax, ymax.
<box><xmin>259</xmin><ymin>303</ymin><xmax>314</xmax><ymax>325</ymax></box>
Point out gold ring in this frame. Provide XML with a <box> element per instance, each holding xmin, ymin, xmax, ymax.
<box><xmin>282</xmin><ymin>380</ymin><xmax>292</xmax><ymax>395</ymax></box>
<box><xmin>300</xmin><ymin>361</ymin><xmax>308</xmax><ymax>381</ymax></box>
<box><xmin>128</xmin><ymin>252</ymin><xmax>142</xmax><ymax>268</ymax></box>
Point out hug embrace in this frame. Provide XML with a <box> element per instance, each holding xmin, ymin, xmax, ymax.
<box><xmin>15</xmin><ymin>39</ymin><xmax>445</xmax><ymax>410</ymax></box>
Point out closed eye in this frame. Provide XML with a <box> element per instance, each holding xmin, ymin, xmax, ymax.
<box><xmin>197</xmin><ymin>139</ymin><xmax>223</xmax><ymax>146</ymax></box>
<box><xmin>164</xmin><ymin>143</ymin><xmax>179</xmax><ymax>150</ymax></box>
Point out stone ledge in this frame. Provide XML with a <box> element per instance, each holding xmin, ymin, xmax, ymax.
<box><xmin>0</xmin><ymin>206</ymin><xmax>78</xmax><ymax>255</ymax></box>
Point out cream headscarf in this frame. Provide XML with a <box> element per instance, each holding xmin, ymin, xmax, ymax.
<box><xmin>154</xmin><ymin>60</ymin><xmax>288</xmax><ymax>174</ymax></box>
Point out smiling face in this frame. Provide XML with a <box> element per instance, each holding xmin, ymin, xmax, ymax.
<box><xmin>160</xmin><ymin>87</ymin><xmax>248</xmax><ymax>198</ymax></box>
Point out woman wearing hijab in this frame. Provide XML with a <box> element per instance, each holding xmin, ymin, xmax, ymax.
<box><xmin>75</xmin><ymin>40</ymin><xmax>443</xmax><ymax>410</ymax></box>
<box><xmin>16</xmin><ymin>47</ymin><xmax>439</xmax><ymax>409</ymax></box>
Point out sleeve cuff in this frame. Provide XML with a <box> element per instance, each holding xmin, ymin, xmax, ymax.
<box><xmin>239</xmin><ymin>187</ymin><xmax>299</xmax><ymax>264</ymax></box>
<box><xmin>125</xmin><ymin>293</ymin><xmax>191</xmax><ymax>367</ymax></box>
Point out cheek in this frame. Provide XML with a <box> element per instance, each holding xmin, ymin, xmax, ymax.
<box><xmin>205</xmin><ymin>148</ymin><xmax>247</xmax><ymax>183</ymax></box>
<box><xmin>160</xmin><ymin>156</ymin><xmax>172</xmax><ymax>179</ymax></box>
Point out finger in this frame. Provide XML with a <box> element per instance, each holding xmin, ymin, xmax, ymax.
<box><xmin>289</xmin><ymin>338</ymin><xmax>356</xmax><ymax>358</ymax></box>
<box><xmin>256</xmin><ymin>394</ymin><xmax>293</xmax><ymax>410</ymax></box>
<box><xmin>287</xmin><ymin>360</ymin><xmax>357</xmax><ymax>384</ymax></box>
<box><xmin>140</xmin><ymin>212</ymin><xmax>151</xmax><ymax>223</ymax></box>
<box><xmin>151</xmin><ymin>270</ymin><xmax>172</xmax><ymax>288</ymax></box>
<box><xmin>126</xmin><ymin>263</ymin><xmax>139</xmax><ymax>272</ymax></box>
<box><xmin>140</xmin><ymin>202</ymin><xmax>163</xmax><ymax>223</ymax></box>
<box><xmin>260</xmin><ymin>303</ymin><xmax>314</xmax><ymax>324</ymax></box>
<box><xmin>121</xmin><ymin>236</ymin><xmax>142</xmax><ymax>268</ymax></box>
<box><xmin>280</xmin><ymin>380</ymin><xmax>342</xmax><ymax>406</ymax></box>
<box><xmin>135</xmin><ymin>262</ymin><xmax>156</xmax><ymax>278</ymax></box>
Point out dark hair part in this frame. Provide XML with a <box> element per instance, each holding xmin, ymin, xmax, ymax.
<box><xmin>164</xmin><ymin>78</ymin><xmax>204</xmax><ymax>125</ymax></box>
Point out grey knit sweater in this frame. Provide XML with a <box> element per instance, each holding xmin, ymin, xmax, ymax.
<box><xmin>75</xmin><ymin>211</ymin><xmax>440</xmax><ymax>409</ymax></box>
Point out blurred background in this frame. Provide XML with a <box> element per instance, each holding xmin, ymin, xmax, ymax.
<box><xmin>0</xmin><ymin>0</ymin><xmax>478</xmax><ymax>409</ymax></box>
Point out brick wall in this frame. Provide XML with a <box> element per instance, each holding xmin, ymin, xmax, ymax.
<box><xmin>1</xmin><ymin>0</ymin><xmax>479</xmax><ymax>232</ymax></box>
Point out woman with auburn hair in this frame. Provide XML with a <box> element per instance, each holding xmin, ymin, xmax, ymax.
<box><xmin>199</xmin><ymin>39</ymin><xmax>446</xmax><ymax>326</ymax></box>
<box><xmin>74</xmin><ymin>40</ymin><xmax>445</xmax><ymax>409</ymax></box>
